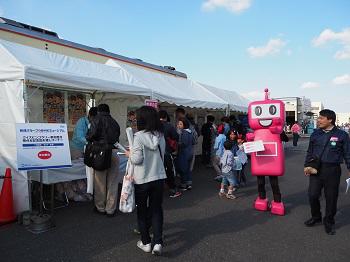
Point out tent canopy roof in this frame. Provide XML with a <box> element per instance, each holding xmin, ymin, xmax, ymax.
<box><xmin>200</xmin><ymin>83</ymin><xmax>249</xmax><ymax>112</ymax></box>
<box><xmin>0</xmin><ymin>39</ymin><xmax>248</xmax><ymax>110</ymax></box>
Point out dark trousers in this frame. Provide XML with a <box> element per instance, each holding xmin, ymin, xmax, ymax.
<box><xmin>308</xmin><ymin>164</ymin><xmax>341</xmax><ymax>224</ymax></box>
<box><xmin>135</xmin><ymin>179</ymin><xmax>164</xmax><ymax>245</ymax></box>
<box><xmin>178</xmin><ymin>156</ymin><xmax>192</xmax><ymax>186</ymax></box>
<box><xmin>202</xmin><ymin>144</ymin><xmax>211</xmax><ymax>164</ymax></box>
<box><xmin>293</xmin><ymin>133</ymin><xmax>299</xmax><ymax>146</ymax></box>
<box><xmin>239</xmin><ymin>164</ymin><xmax>247</xmax><ymax>184</ymax></box>
<box><xmin>164</xmin><ymin>154</ymin><xmax>176</xmax><ymax>191</ymax></box>
<box><xmin>257</xmin><ymin>176</ymin><xmax>281</xmax><ymax>202</ymax></box>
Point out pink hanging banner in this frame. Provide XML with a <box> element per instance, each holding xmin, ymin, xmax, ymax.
<box><xmin>145</xmin><ymin>99</ymin><xmax>159</xmax><ymax>109</ymax></box>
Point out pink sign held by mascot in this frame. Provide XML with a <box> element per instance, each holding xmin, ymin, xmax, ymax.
<box><xmin>246</xmin><ymin>88</ymin><xmax>286</xmax><ymax>216</ymax></box>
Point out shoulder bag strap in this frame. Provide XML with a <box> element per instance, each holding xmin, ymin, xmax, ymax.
<box><xmin>158</xmin><ymin>144</ymin><xmax>164</xmax><ymax>163</ymax></box>
<box><xmin>319</xmin><ymin>132</ymin><xmax>333</xmax><ymax>160</ymax></box>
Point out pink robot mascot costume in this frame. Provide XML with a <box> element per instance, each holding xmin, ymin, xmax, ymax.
<box><xmin>246</xmin><ymin>89</ymin><xmax>285</xmax><ymax>216</ymax></box>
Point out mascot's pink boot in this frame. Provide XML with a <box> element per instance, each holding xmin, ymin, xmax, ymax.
<box><xmin>270</xmin><ymin>201</ymin><xmax>285</xmax><ymax>216</ymax></box>
<box><xmin>254</xmin><ymin>197</ymin><xmax>268</xmax><ymax>211</ymax></box>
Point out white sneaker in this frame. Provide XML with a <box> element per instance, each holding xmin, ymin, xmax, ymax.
<box><xmin>137</xmin><ymin>240</ymin><xmax>151</xmax><ymax>253</ymax></box>
<box><xmin>152</xmin><ymin>244</ymin><xmax>162</xmax><ymax>256</ymax></box>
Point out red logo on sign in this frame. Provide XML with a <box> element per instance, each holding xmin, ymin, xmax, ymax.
<box><xmin>38</xmin><ymin>151</ymin><xmax>52</xmax><ymax>160</ymax></box>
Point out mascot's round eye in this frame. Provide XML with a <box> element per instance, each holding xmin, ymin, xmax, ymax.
<box><xmin>269</xmin><ymin>105</ymin><xmax>277</xmax><ymax>115</ymax></box>
<box><xmin>255</xmin><ymin>106</ymin><xmax>262</xmax><ymax>116</ymax></box>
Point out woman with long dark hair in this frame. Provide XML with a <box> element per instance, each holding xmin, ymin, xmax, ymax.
<box><xmin>226</xmin><ymin>129</ymin><xmax>239</xmax><ymax>156</ymax></box>
<box><xmin>125</xmin><ymin>106</ymin><xmax>166</xmax><ymax>256</ymax></box>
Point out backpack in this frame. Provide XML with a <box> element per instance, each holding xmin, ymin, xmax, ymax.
<box><xmin>280</xmin><ymin>131</ymin><xmax>289</xmax><ymax>142</ymax></box>
<box><xmin>189</xmin><ymin>125</ymin><xmax>198</xmax><ymax>145</ymax></box>
<box><xmin>217</xmin><ymin>124</ymin><xmax>224</xmax><ymax>134</ymax></box>
<box><xmin>166</xmin><ymin>137</ymin><xmax>178</xmax><ymax>153</ymax></box>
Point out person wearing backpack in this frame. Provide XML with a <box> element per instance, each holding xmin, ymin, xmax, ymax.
<box><xmin>86</xmin><ymin>103</ymin><xmax>120</xmax><ymax>217</ymax></box>
<box><xmin>159</xmin><ymin>110</ymin><xmax>182</xmax><ymax>198</ymax></box>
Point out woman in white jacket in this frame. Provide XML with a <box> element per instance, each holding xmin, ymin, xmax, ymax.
<box><xmin>125</xmin><ymin>106</ymin><xmax>166</xmax><ymax>256</ymax></box>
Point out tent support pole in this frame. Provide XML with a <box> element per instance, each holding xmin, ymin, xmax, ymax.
<box><xmin>91</xmin><ymin>91</ymin><xmax>97</xmax><ymax>107</ymax></box>
<box><xmin>23</xmin><ymin>80</ymin><xmax>33</xmax><ymax>213</ymax></box>
<box><xmin>225</xmin><ymin>105</ymin><xmax>230</xmax><ymax>116</ymax></box>
<box><xmin>23</xmin><ymin>80</ymin><xmax>29</xmax><ymax>123</ymax></box>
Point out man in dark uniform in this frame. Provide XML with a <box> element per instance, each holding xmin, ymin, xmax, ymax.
<box><xmin>304</xmin><ymin>109</ymin><xmax>350</xmax><ymax>235</ymax></box>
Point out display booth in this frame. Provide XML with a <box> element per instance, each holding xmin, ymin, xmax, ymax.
<box><xmin>0</xmin><ymin>39</ymin><xmax>248</xmax><ymax>214</ymax></box>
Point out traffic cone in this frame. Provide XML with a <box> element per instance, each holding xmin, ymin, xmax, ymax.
<box><xmin>0</xmin><ymin>168</ymin><xmax>16</xmax><ymax>225</ymax></box>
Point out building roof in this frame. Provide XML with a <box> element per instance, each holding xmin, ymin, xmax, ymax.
<box><xmin>0</xmin><ymin>17</ymin><xmax>187</xmax><ymax>78</ymax></box>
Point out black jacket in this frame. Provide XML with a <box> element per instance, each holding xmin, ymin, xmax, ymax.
<box><xmin>161</xmin><ymin>121</ymin><xmax>179</xmax><ymax>154</ymax></box>
<box><xmin>86</xmin><ymin>112</ymin><xmax>120</xmax><ymax>145</ymax></box>
<box><xmin>201</xmin><ymin>122</ymin><xmax>214</xmax><ymax>148</ymax></box>
<box><xmin>305</xmin><ymin>127</ymin><xmax>350</xmax><ymax>170</ymax></box>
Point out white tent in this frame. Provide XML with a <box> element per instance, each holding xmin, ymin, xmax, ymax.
<box><xmin>199</xmin><ymin>83</ymin><xmax>250</xmax><ymax>113</ymax></box>
<box><xmin>106</xmin><ymin>59</ymin><xmax>228</xmax><ymax>109</ymax></box>
<box><xmin>0</xmin><ymin>39</ymin><xmax>158</xmax><ymax>214</ymax></box>
<box><xmin>0</xmin><ymin>39</ymin><xmax>247</xmax><ymax>214</ymax></box>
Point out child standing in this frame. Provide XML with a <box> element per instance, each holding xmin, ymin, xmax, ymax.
<box><xmin>213</xmin><ymin>124</ymin><xmax>226</xmax><ymax>180</ymax></box>
<box><xmin>219</xmin><ymin>141</ymin><xmax>238</xmax><ymax>199</ymax></box>
<box><xmin>176</xmin><ymin>117</ymin><xmax>194</xmax><ymax>190</ymax></box>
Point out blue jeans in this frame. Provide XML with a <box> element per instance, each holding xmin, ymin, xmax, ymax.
<box><xmin>222</xmin><ymin>171</ymin><xmax>238</xmax><ymax>187</ymax></box>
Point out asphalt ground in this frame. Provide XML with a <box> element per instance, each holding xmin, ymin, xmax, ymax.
<box><xmin>1</xmin><ymin>138</ymin><xmax>350</xmax><ymax>262</ymax></box>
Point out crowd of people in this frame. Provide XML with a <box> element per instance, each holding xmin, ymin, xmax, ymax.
<box><xmin>62</xmin><ymin>103</ymin><xmax>249</xmax><ymax>255</ymax></box>
<box><xmin>59</xmin><ymin>104</ymin><xmax>350</xmax><ymax>255</ymax></box>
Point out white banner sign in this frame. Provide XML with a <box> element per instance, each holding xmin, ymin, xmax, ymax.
<box><xmin>16</xmin><ymin>123</ymin><xmax>72</xmax><ymax>171</ymax></box>
<box><xmin>243</xmin><ymin>140</ymin><xmax>265</xmax><ymax>154</ymax></box>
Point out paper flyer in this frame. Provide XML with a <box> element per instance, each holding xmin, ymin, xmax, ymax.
<box><xmin>243</xmin><ymin>140</ymin><xmax>265</xmax><ymax>154</ymax></box>
<box><xmin>346</xmin><ymin>178</ymin><xmax>350</xmax><ymax>194</ymax></box>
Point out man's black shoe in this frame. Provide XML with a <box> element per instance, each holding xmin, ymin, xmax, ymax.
<box><xmin>324</xmin><ymin>223</ymin><xmax>336</xmax><ymax>235</ymax></box>
<box><xmin>304</xmin><ymin>218</ymin><xmax>322</xmax><ymax>227</ymax></box>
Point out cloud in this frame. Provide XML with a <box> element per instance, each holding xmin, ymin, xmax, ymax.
<box><xmin>334</xmin><ymin>46</ymin><xmax>350</xmax><ymax>60</ymax></box>
<box><xmin>247</xmin><ymin>38</ymin><xmax>286</xmax><ymax>58</ymax></box>
<box><xmin>202</xmin><ymin>0</ymin><xmax>252</xmax><ymax>14</ymax></box>
<box><xmin>312</xmin><ymin>28</ymin><xmax>350</xmax><ymax>60</ymax></box>
<box><xmin>242</xmin><ymin>90</ymin><xmax>263</xmax><ymax>100</ymax></box>
<box><xmin>332</xmin><ymin>74</ymin><xmax>350</xmax><ymax>85</ymax></box>
<box><xmin>300</xmin><ymin>82</ymin><xmax>320</xmax><ymax>89</ymax></box>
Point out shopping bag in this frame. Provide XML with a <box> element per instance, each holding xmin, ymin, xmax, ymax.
<box><xmin>86</xmin><ymin>166</ymin><xmax>94</xmax><ymax>194</ymax></box>
<box><xmin>119</xmin><ymin>127</ymin><xmax>136</xmax><ymax>213</ymax></box>
<box><xmin>119</xmin><ymin>175</ymin><xmax>135</xmax><ymax>213</ymax></box>
<box><xmin>119</xmin><ymin>162</ymin><xmax>135</xmax><ymax>213</ymax></box>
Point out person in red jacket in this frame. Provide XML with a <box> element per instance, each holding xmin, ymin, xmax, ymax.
<box><xmin>291</xmin><ymin>121</ymin><xmax>302</xmax><ymax>146</ymax></box>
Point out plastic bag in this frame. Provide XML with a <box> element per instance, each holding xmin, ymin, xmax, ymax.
<box><xmin>119</xmin><ymin>127</ymin><xmax>135</xmax><ymax>213</ymax></box>
<box><xmin>119</xmin><ymin>162</ymin><xmax>135</xmax><ymax>213</ymax></box>
<box><xmin>86</xmin><ymin>166</ymin><xmax>94</xmax><ymax>194</ymax></box>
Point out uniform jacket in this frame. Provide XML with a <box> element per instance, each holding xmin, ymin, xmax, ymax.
<box><xmin>305</xmin><ymin>127</ymin><xmax>350</xmax><ymax>170</ymax></box>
